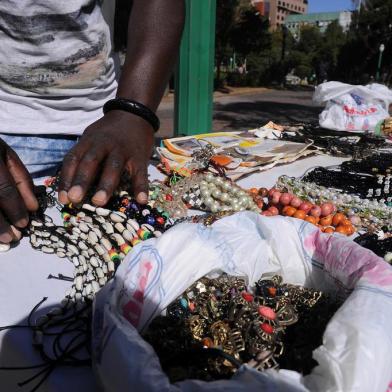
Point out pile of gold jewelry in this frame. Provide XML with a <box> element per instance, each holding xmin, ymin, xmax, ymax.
<box><xmin>143</xmin><ymin>274</ymin><xmax>341</xmax><ymax>382</ymax></box>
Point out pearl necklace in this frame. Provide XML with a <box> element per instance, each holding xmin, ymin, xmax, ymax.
<box><xmin>154</xmin><ymin>172</ymin><xmax>261</xmax><ymax>217</ymax></box>
<box><xmin>199</xmin><ymin>173</ymin><xmax>260</xmax><ymax>213</ymax></box>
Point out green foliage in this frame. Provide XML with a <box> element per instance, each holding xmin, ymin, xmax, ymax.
<box><xmin>336</xmin><ymin>0</ymin><xmax>392</xmax><ymax>83</ymax></box>
<box><xmin>216</xmin><ymin>0</ymin><xmax>392</xmax><ymax>86</ymax></box>
<box><xmin>230</xmin><ymin>9</ymin><xmax>271</xmax><ymax>58</ymax></box>
<box><xmin>215</xmin><ymin>0</ymin><xmax>270</xmax><ymax>86</ymax></box>
<box><xmin>215</xmin><ymin>0</ymin><xmax>239</xmax><ymax>63</ymax></box>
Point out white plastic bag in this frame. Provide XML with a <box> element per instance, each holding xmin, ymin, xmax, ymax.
<box><xmin>314</xmin><ymin>81</ymin><xmax>392</xmax><ymax>132</ymax></box>
<box><xmin>92</xmin><ymin>212</ymin><xmax>392</xmax><ymax>392</ymax></box>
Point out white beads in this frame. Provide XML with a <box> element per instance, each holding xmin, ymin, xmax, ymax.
<box><xmin>89</xmin><ymin>257</ymin><xmax>100</xmax><ymax>268</ymax></box>
<box><xmin>94</xmin><ymin>244</ymin><xmax>106</xmax><ymax>256</ymax></box>
<box><xmin>122</xmin><ymin>229</ymin><xmax>134</xmax><ymax>242</ymax></box>
<box><xmin>75</xmin><ymin>276</ymin><xmax>83</xmax><ymax>291</ymax></box>
<box><xmin>41</xmin><ymin>246</ymin><xmax>55</xmax><ymax>254</ymax></box>
<box><xmin>111</xmin><ymin>233</ymin><xmax>125</xmax><ymax>246</ymax></box>
<box><xmin>79</xmin><ymin>222</ymin><xmax>89</xmax><ymax>233</ymax></box>
<box><xmin>96</xmin><ymin>207</ymin><xmax>110</xmax><ymax>216</ymax></box>
<box><xmin>102</xmin><ymin>222</ymin><xmax>114</xmax><ymax>235</ymax></box>
<box><xmin>385</xmin><ymin>252</ymin><xmax>392</xmax><ymax>263</ymax></box>
<box><xmin>0</xmin><ymin>243</ymin><xmax>10</xmax><ymax>252</ymax></box>
<box><xmin>127</xmin><ymin>219</ymin><xmax>140</xmax><ymax>231</ymax></box>
<box><xmin>197</xmin><ymin>173</ymin><xmax>260</xmax><ymax>214</ymax></box>
<box><xmin>110</xmin><ymin>212</ymin><xmax>126</xmax><ymax>223</ymax></box>
<box><xmin>31</xmin><ymin>220</ymin><xmax>43</xmax><ymax>227</ymax></box>
<box><xmin>82</xmin><ymin>203</ymin><xmax>96</xmax><ymax>212</ymax></box>
<box><xmin>100</xmin><ymin>238</ymin><xmax>112</xmax><ymax>251</ymax></box>
<box><xmin>114</xmin><ymin>222</ymin><xmax>126</xmax><ymax>233</ymax></box>
<box><xmin>88</xmin><ymin>231</ymin><xmax>99</xmax><ymax>245</ymax></box>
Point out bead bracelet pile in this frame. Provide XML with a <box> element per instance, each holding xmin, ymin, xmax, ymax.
<box><xmin>0</xmin><ymin>180</ymin><xmax>175</xmax><ymax>391</ymax></box>
<box><xmin>30</xmin><ymin>191</ymin><xmax>172</xmax><ymax>303</ymax></box>
<box><xmin>144</xmin><ymin>274</ymin><xmax>340</xmax><ymax>382</ymax></box>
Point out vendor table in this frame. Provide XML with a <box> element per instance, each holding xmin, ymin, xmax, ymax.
<box><xmin>0</xmin><ymin>155</ymin><xmax>346</xmax><ymax>391</ymax></box>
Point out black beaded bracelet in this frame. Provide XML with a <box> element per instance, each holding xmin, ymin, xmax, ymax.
<box><xmin>103</xmin><ymin>98</ymin><xmax>160</xmax><ymax>133</ymax></box>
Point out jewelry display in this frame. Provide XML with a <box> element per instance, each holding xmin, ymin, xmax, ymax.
<box><xmin>152</xmin><ymin>172</ymin><xmax>261</xmax><ymax>218</ymax></box>
<box><xmin>246</xmin><ymin>187</ymin><xmax>358</xmax><ymax>236</ymax></box>
<box><xmin>280</xmin><ymin>122</ymin><xmax>389</xmax><ymax>157</ymax></box>
<box><xmin>0</xmin><ymin>177</ymin><xmax>175</xmax><ymax>390</ymax></box>
<box><xmin>301</xmin><ymin>167</ymin><xmax>392</xmax><ymax>203</ymax></box>
<box><xmin>144</xmin><ymin>274</ymin><xmax>340</xmax><ymax>382</ymax></box>
<box><xmin>277</xmin><ymin>175</ymin><xmax>392</xmax><ymax>233</ymax></box>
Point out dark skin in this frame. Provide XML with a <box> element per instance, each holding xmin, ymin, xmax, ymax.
<box><xmin>0</xmin><ymin>0</ymin><xmax>185</xmax><ymax>243</ymax></box>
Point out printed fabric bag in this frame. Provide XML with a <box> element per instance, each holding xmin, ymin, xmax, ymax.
<box><xmin>314</xmin><ymin>81</ymin><xmax>392</xmax><ymax>132</ymax></box>
<box><xmin>92</xmin><ymin>212</ymin><xmax>392</xmax><ymax>392</ymax></box>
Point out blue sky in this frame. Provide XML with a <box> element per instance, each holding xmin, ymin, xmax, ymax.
<box><xmin>308</xmin><ymin>0</ymin><xmax>354</xmax><ymax>13</ymax></box>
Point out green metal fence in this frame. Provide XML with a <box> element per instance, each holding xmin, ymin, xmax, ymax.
<box><xmin>174</xmin><ymin>0</ymin><xmax>217</xmax><ymax>136</ymax></box>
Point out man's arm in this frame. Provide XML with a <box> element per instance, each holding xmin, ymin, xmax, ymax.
<box><xmin>59</xmin><ymin>0</ymin><xmax>185</xmax><ymax>205</ymax></box>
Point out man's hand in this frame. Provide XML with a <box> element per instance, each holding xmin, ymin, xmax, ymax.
<box><xmin>59</xmin><ymin>0</ymin><xmax>184</xmax><ymax>206</ymax></box>
<box><xmin>0</xmin><ymin>139</ymin><xmax>38</xmax><ymax>243</ymax></box>
<box><xmin>58</xmin><ymin>111</ymin><xmax>154</xmax><ymax>206</ymax></box>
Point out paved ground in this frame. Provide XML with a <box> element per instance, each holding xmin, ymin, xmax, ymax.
<box><xmin>156</xmin><ymin>87</ymin><xmax>322</xmax><ymax>139</ymax></box>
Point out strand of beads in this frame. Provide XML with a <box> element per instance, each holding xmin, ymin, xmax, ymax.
<box><xmin>199</xmin><ymin>173</ymin><xmax>260</xmax><ymax>213</ymax></box>
<box><xmin>277</xmin><ymin>175</ymin><xmax>392</xmax><ymax>233</ymax></box>
<box><xmin>30</xmin><ymin>193</ymin><xmax>172</xmax><ymax>303</ymax></box>
<box><xmin>154</xmin><ymin>172</ymin><xmax>261</xmax><ymax>216</ymax></box>
<box><xmin>247</xmin><ymin>187</ymin><xmax>359</xmax><ymax>236</ymax></box>
<box><xmin>302</xmin><ymin>167</ymin><xmax>392</xmax><ymax>202</ymax></box>
<box><xmin>24</xmin><ymin>190</ymin><xmax>174</xmax><ymax>379</ymax></box>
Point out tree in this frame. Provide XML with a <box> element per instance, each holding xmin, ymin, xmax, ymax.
<box><xmin>315</xmin><ymin>22</ymin><xmax>347</xmax><ymax>80</ymax></box>
<box><xmin>215</xmin><ymin>0</ymin><xmax>239</xmax><ymax>84</ymax></box>
<box><xmin>230</xmin><ymin>9</ymin><xmax>271</xmax><ymax>59</ymax></box>
<box><xmin>337</xmin><ymin>0</ymin><xmax>392</xmax><ymax>83</ymax></box>
<box><xmin>285</xmin><ymin>26</ymin><xmax>322</xmax><ymax>80</ymax></box>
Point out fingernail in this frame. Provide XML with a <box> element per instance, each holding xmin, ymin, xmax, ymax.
<box><xmin>10</xmin><ymin>226</ymin><xmax>22</xmax><ymax>242</ymax></box>
<box><xmin>68</xmin><ymin>186</ymin><xmax>83</xmax><ymax>202</ymax></box>
<box><xmin>0</xmin><ymin>232</ymin><xmax>13</xmax><ymax>243</ymax></box>
<box><xmin>137</xmin><ymin>192</ymin><xmax>148</xmax><ymax>204</ymax></box>
<box><xmin>58</xmin><ymin>190</ymin><xmax>69</xmax><ymax>204</ymax></box>
<box><xmin>15</xmin><ymin>217</ymin><xmax>29</xmax><ymax>228</ymax></box>
<box><xmin>92</xmin><ymin>190</ymin><xmax>108</xmax><ymax>205</ymax></box>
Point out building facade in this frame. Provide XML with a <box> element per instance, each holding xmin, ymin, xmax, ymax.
<box><xmin>285</xmin><ymin>11</ymin><xmax>352</xmax><ymax>39</ymax></box>
<box><xmin>251</xmin><ymin>0</ymin><xmax>308</xmax><ymax>30</ymax></box>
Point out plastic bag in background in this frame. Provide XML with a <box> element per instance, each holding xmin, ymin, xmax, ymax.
<box><xmin>92</xmin><ymin>212</ymin><xmax>392</xmax><ymax>392</ymax></box>
<box><xmin>313</xmin><ymin>81</ymin><xmax>392</xmax><ymax>132</ymax></box>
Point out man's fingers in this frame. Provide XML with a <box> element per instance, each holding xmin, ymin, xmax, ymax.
<box><xmin>6</xmin><ymin>148</ymin><xmax>38</xmax><ymax>212</ymax></box>
<box><xmin>58</xmin><ymin>144</ymin><xmax>88</xmax><ymax>204</ymax></box>
<box><xmin>0</xmin><ymin>158</ymin><xmax>30</xmax><ymax>228</ymax></box>
<box><xmin>0</xmin><ymin>210</ymin><xmax>14</xmax><ymax>243</ymax></box>
<box><xmin>10</xmin><ymin>225</ymin><xmax>22</xmax><ymax>242</ymax></box>
<box><xmin>92</xmin><ymin>154</ymin><xmax>124</xmax><ymax>206</ymax></box>
<box><xmin>65</xmin><ymin>147</ymin><xmax>108</xmax><ymax>204</ymax></box>
<box><xmin>129</xmin><ymin>162</ymin><xmax>149</xmax><ymax>204</ymax></box>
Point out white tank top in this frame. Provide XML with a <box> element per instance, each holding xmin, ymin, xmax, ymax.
<box><xmin>0</xmin><ymin>0</ymin><xmax>118</xmax><ymax>135</ymax></box>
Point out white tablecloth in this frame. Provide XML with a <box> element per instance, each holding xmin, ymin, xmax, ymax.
<box><xmin>0</xmin><ymin>155</ymin><xmax>346</xmax><ymax>391</ymax></box>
